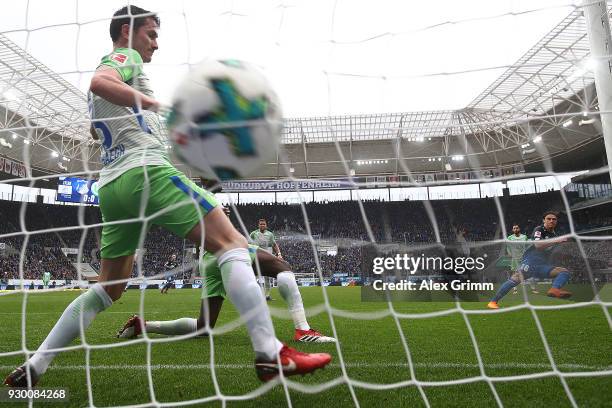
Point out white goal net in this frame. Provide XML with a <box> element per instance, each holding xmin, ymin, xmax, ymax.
<box><xmin>0</xmin><ymin>1</ymin><xmax>611</xmax><ymax>407</ymax></box>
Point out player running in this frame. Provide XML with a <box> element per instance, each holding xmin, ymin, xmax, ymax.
<box><xmin>506</xmin><ymin>224</ymin><xmax>538</xmax><ymax>295</ymax></box>
<box><xmin>488</xmin><ymin>211</ymin><xmax>571</xmax><ymax>309</ymax></box>
<box><xmin>4</xmin><ymin>5</ymin><xmax>330</xmax><ymax>388</ymax></box>
<box><xmin>117</xmin><ymin>243</ymin><xmax>337</xmax><ymax>343</ymax></box>
<box><xmin>250</xmin><ymin>219</ymin><xmax>280</xmax><ymax>300</ymax></box>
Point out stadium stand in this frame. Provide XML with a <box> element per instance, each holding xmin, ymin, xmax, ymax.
<box><xmin>1</xmin><ymin>191</ymin><xmax>610</xmax><ymax>282</ymax></box>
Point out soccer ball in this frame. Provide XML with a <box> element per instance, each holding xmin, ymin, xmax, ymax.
<box><xmin>166</xmin><ymin>59</ymin><xmax>282</xmax><ymax>180</ymax></box>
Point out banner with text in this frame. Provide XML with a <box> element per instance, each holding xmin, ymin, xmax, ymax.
<box><xmin>222</xmin><ymin>179</ymin><xmax>356</xmax><ymax>191</ymax></box>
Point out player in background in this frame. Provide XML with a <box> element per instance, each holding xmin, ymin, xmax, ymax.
<box><xmin>42</xmin><ymin>271</ymin><xmax>51</xmax><ymax>290</ymax></box>
<box><xmin>4</xmin><ymin>5</ymin><xmax>330</xmax><ymax>387</ymax></box>
<box><xmin>488</xmin><ymin>211</ymin><xmax>571</xmax><ymax>309</ymax></box>
<box><xmin>250</xmin><ymin>219</ymin><xmax>280</xmax><ymax>300</ymax></box>
<box><xmin>118</xmin><ymin>242</ymin><xmax>337</xmax><ymax>343</ymax></box>
<box><xmin>506</xmin><ymin>224</ymin><xmax>538</xmax><ymax>295</ymax></box>
<box><xmin>160</xmin><ymin>254</ymin><xmax>179</xmax><ymax>294</ymax></box>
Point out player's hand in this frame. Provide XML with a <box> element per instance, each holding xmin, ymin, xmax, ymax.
<box><xmin>144</xmin><ymin>98</ymin><xmax>161</xmax><ymax>112</ymax></box>
<box><xmin>276</xmin><ymin>253</ymin><xmax>283</xmax><ymax>260</ymax></box>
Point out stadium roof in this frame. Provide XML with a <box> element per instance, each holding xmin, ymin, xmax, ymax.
<box><xmin>0</xmin><ymin>33</ymin><xmax>100</xmax><ymax>174</ymax></box>
<box><xmin>468</xmin><ymin>9</ymin><xmax>595</xmax><ymax>115</ymax></box>
<box><xmin>0</xmin><ymin>6</ymin><xmax>608</xmax><ymax>177</ymax></box>
<box><xmin>283</xmin><ymin>8</ymin><xmax>604</xmax><ymax>145</ymax></box>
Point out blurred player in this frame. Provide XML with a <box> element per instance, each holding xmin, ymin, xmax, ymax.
<box><xmin>42</xmin><ymin>271</ymin><xmax>51</xmax><ymax>290</ymax></box>
<box><xmin>118</xmin><ymin>243</ymin><xmax>337</xmax><ymax>343</ymax></box>
<box><xmin>4</xmin><ymin>5</ymin><xmax>330</xmax><ymax>387</ymax></box>
<box><xmin>488</xmin><ymin>211</ymin><xmax>571</xmax><ymax>309</ymax></box>
<box><xmin>250</xmin><ymin>219</ymin><xmax>280</xmax><ymax>300</ymax></box>
<box><xmin>506</xmin><ymin>224</ymin><xmax>538</xmax><ymax>295</ymax></box>
<box><xmin>160</xmin><ymin>254</ymin><xmax>179</xmax><ymax>294</ymax></box>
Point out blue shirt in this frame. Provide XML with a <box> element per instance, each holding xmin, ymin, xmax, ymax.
<box><xmin>523</xmin><ymin>225</ymin><xmax>558</xmax><ymax>262</ymax></box>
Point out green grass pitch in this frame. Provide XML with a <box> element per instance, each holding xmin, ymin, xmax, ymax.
<box><xmin>0</xmin><ymin>286</ymin><xmax>610</xmax><ymax>407</ymax></box>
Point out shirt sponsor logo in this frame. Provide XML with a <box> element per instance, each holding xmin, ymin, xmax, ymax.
<box><xmin>111</xmin><ymin>53</ymin><xmax>128</xmax><ymax>64</ymax></box>
<box><xmin>101</xmin><ymin>144</ymin><xmax>125</xmax><ymax>165</ymax></box>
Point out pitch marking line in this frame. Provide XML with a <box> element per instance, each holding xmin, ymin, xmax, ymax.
<box><xmin>0</xmin><ymin>362</ymin><xmax>608</xmax><ymax>371</ymax></box>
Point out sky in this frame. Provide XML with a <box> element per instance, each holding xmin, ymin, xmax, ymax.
<box><xmin>0</xmin><ymin>0</ymin><xmax>575</xmax><ymax>118</ymax></box>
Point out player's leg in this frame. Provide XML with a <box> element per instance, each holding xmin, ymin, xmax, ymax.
<box><xmin>6</xmin><ymin>255</ymin><xmax>134</xmax><ymax>387</ymax></box>
<box><xmin>118</xmin><ymin>312</ymin><xmax>200</xmax><ymax>338</ymax></box>
<box><xmin>117</xmin><ymin>262</ymin><xmax>226</xmax><ymax>338</ymax></box>
<box><xmin>264</xmin><ymin>277</ymin><xmax>273</xmax><ymax>301</ymax></box>
<box><xmin>528</xmin><ymin>277</ymin><xmax>539</xmax><ymax>293</ymax></box>
<box><xmin>256</xmin><ymin>250</ymin><xmax>336</xmax><ymax>342</ymax></box>
<box><xmin>186</xmin><ymin>208</ymin><xmax>284</xmax><ymax>359</ymax></box>
<box><xmin>487</xmin><ymin>270</ymin><xmax>522</xmax><ymax>309</ymax></box>
<box><xmin>5</xmin><ymin>174</ymin><xmax>142</xmax><ymax>387</ymax></box>
<box><xmin>152</xmin><ymin>167</ymin><xmax>330</xmax><ymax>379</ymax></box>
<box><xmin>256</xmin><ymin>276</ymin><xmax>267</xmax><ymax>299</ymax></box>
<box><xmin>197</xmin><ymin>296</ymin><xmax>224</xmax><ymax>333</ymax></box>
<box><xmin>509</xmin><ymin>260</ymin><xmax>519</xmax><ymax>294</ymax></box>
<box><xmin>546</xmin><ymin>266</ymin><xmax>571</xmax><ymax>298</ymax></box>
<box><xmin>135</xmin><ymin>297</ymin><xmax>224</xmax><ymax>337</ymax></box>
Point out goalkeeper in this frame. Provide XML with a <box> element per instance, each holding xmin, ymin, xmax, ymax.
<box><xmin>4</xmin><ymin>5</ymin><xmax>330</xmax><ymax>387</ymax></box>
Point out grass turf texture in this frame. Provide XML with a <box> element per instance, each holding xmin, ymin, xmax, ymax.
<box><xmin>0</xmin><ymin>286</ymin><xmax>610</xmax><ymax>407</ymax></box>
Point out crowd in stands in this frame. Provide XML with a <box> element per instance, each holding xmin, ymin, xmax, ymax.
<box><xmin>278</xmin><ymin>240</ymin><xmax>363</xmax><ymax>277</ymax></box>
<box><xmin>0</xmin><ymin>190</ymin><xmax>610</xmax><ymax>283</ymax></box>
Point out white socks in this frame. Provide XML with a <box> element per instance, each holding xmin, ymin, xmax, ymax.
<box><xmin>29</xmin><ymin>283</ymin><xmax>113</xmax><ymax>375</ymax></box>
<box><xmin>146</xmin><ymin>318</ymin><xmax>197</xmax><ymax>335</ymax></box>
<box><xmin>218</xmin><ymin>248</ymin><xmax>283</xmax><ymax>360</ymax></box>
<box><xmin>277</xmin><ymin>271</ymin><xmax>310</xmax><ymax>331</ymax></box>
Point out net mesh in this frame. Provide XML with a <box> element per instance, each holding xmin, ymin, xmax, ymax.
<box><xmin>0</xmin><ymin>1</ymin><xmax>611</xmax><ymax>407</ymax></box>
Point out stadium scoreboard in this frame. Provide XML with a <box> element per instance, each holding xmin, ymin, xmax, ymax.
<box><xmin>57</xmin><ymin>177</ymin><xmax>99</xmax><ymax>204</ymax></box>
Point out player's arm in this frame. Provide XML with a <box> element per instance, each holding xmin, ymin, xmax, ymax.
<box><xmin>534</xmin><ymin>238</ymin><xmax>567</xmax><ymax>250</ymax></box>
<box><xmin>505</xmin><ymin>236</ymin><xmax>512</xmax><ymax>256</ymax></box>
<box><xmin>532</xmin><ymin>228</ymin><xmax>567</xmax><ymax>250</ymax></box>
<box><xmin>90</xmin><ymin>67</ymin><xmax>159</xmax><ymax>111</ymax></box>
<box><xmin>249</xmin><ymin>230</ymin><xmax>257</xmax><ymax>242</ymax></box>
<box><xmin>271</xmin><ymin>233</ymin><xmax>282</xmax><ymax>258</ymax></box>
<box><xmin>273</xmin><ymin>242</ymin><xmax>282</xmax><ymax>259</ymax></box>
<box><xmin>89</xmin><ymin>125</ymin><xmax>99</xmax><ymax>140</ymax></box>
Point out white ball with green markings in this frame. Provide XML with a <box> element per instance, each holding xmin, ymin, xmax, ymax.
<box><xmin>166</xmin><ymin>59</ymin><xmax>282</xmax><ymax>181</ymax></box>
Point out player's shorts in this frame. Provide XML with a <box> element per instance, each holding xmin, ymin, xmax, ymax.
<box><xmin>518</xmin><ymin>258</ymin><xmax>555</xmax><ymax>280</ymax></box>
<box><xmin>201</xmin><ymin>245</ymin><xmax>258</xmax><ymax>299</ymax></box>
<box><xmin>99</xmin><ymin>164</ymin><xmax>218</xmax><ymax>259</ymax></box>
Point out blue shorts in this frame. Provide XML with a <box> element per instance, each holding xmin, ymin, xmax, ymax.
<box><xmin>518</xmin><ymin>259</ymin><xmax>555</xmax><ymax>279</ymax></box>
